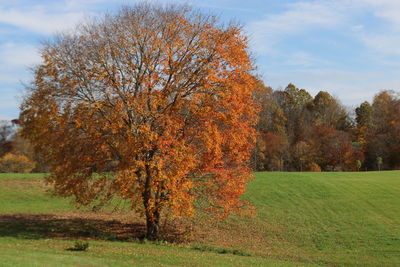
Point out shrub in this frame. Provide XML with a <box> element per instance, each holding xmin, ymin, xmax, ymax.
<box><xmin>305</xmin><ymin>162</ymin><xmax>321</xmax><ymax>172</ymax></box>
<box><xmin>355</xmin><ymin>160</ymin><xmax>362</xmax><ymax>171</ymax></box>
<box><xmin>67</xmin><ymin>241</ymin><xmax>89</xmax><ymax>251</ymax></box>
<box><xmin>0</xmin><ymin>153</ymin><xmax>35</xmax><ymax>173</ymax></box>
<box><xmin>192</xmin><ymin>244</ymin><xmax>251</xmax><ymax>256</ymax></box>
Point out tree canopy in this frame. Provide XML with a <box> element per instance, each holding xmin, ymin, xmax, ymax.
<box><xmin>20</xmin><ymin>4</ymin><xmax>257</xmax><ymax>239</ymax></box>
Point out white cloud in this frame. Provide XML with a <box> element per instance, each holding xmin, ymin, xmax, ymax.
<box><xmin>0</xmin><ymin>89</ymin><xmax>21</xmax><ymax>120</ymax></box>
<box><xmin>281</xmin><ymin>51</ymin><xmax>332</xmax><ymax>67</ymax></box>
<box><xmin>349</xmin><ymin>1</ymin><xmax>400</xmax><ymax>56</ymax></box>
<box><xmin>0</xmin><ymin>43</ymin><xmax>41</xmax><ymax>67</ymax></box>
<box><xmin>359</xmin><ymin>34</ymin><xmax>400</xmax><ymax>56</ymax></box>
<box><xmin>248</xmin><ymin>1</ymin><xmax>346</xmax><ymax>54</ymax></box>
<box><xmin>351</xmin><ymin>25</ymin><xmax>364</xmax><ymax>32</ymax></box>
<box><xmin>64</xmin><ymin>0</ymin><xmax>134</xmax><ymax>10</ymax></box>
<box><xmin>360</xmin><ymin>0</ymin><xmax>400</xmax><ymax>29</ymax></box>
<box><xmin>0</xmin><ymin>6</ymin><xmax>85</xmax><ymax>35</ymax></box>
<box><xmin>247</xmin><ymin>0</ymin><xmax>400</xmax><ymax>57</ymax></box>
<box><xmin>0</xmin><ymin>43</ymin><xmax>41</xmax><ymax>88</ymax></box>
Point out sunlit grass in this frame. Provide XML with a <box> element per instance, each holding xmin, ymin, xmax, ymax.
<box><xmin>0</xmin><ymin>171</ymin><xmax>399</xmax><ymax>266</ymax></box>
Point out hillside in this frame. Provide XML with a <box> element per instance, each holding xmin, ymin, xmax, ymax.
<box><xmin>0</xmin><ymin>171</ymin><xmax>399</xmax><ymax>266</ymax></box>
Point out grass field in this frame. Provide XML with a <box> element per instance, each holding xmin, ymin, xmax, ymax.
<box><xmin>0</xmin><ymin>171</ymin><xmax>399</xmax><ymax>266</ymax></box>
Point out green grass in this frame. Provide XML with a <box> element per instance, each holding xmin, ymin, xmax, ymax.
<box><xmin>0</xmin><ymin>171</ymin><xmax>399</xmax><ymax>266</ymax></box>
<box><xmin>1</xmin><ymin>237</ymin><xmax>301</xmax><ymax>267</ymax></box>
<box><xmin>245</xmin><ymin>171</ymin><xmax>400</xmax><ymax>266</ymax></box>
<box><xmin>0</xmin><ymin>175</ymin><xmax>73</xmax><ymax>213</ymax></box>
<box><xmin>0</xmin><ymin>173</ymin><xmax>48</xmax><ymax>179</ymax></box>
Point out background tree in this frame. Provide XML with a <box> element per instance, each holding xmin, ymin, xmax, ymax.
<box><xmin>307</xmin><ymin>91</ymin><xmax>352</xmax><ymax>131</ymax></box>
<box><xmin>253</xmin><ymin>82</ymin><xmax>358</xmax><ymax>172</ymax></box>
<box><xmin>0</xmin><ymin>120</ymin><xmax>14</xmax><ymax>157</ymax></box>
<box><xmin>274</xmin><ymin>84</ymin><xmax>313</xmax><ymax>145</ymax></box>
<box><xmin>10</xmin><ymin>129</ymin><xmax>49</xmax><ymax>172</ymax></box>
<box><xmin>355</xmin><ymin>101</ymin><xmax>372</xmax><ymax>144</ymax></box>
<box><xmin>292</xmin><ymin>141</ymin><xmax>313</xmax><ymax>171</ymax></box>
<box><xmin>355</xmin><ymin>160</ymin><xmax>362</xmax><ymax>172</ymax></box>
<box><xmin>376</xmin><ymin>156</ymin><xmax>383</xmax><ymax>171</ymax></box>
<box><xmin>365</xmin><ymin>91</ymin><xmax>400</xmax><ymax>170</ymax></box>
<box><xmin>20</xmin><ymin>4</ymin><xmax>257</xmax><ymax>240</ymax></box>
<box><xmin>310</xmin><ymin>125</ymin><xmax>353</xmax><ymax>171</ymax></box>
<box><xmin>0</xmin><ymin>153</ymin><xmax>35</xmax><ymax>173</ymax></box>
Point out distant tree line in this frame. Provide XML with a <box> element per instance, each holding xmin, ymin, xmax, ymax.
<box><xmin>253</xmin><ymin>82</ymin><xmax>400</xmax><ymax>172</ymax></box>
<box><xmin>1</xmin><ymin>83</ymin><xmax>399</xmax><ymax>173</ymax></box>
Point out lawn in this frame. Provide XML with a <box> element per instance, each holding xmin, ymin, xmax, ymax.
<box><xmin>0</xmin><ymin>171</ymin><xmax>399</xmax><ymax>266</ymax></box>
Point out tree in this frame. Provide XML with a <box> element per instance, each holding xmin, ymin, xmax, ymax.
<box><xmin>311</xmin><ymin>125</ymin><xmax>354</xmax><ymax>171</ymax></box>
<box><xmin>355</xmin><ymin>101</ymin><xmax>372</xmax><ymax>128</ymax></box>
<box><xmin>355</xmin><ymin>160</ymin><xmax>362</xmax><ymax>172</ymax></box>
<box><xmin>376</xmin><ymin>156</ymin><xmax>383</xmax><ymax>171</ymax></box>
<box><xmin>0</xmin><ymin>120</ymin><xmax>14</xmax><ymax>157</ymax></box>
<box><xmin>10</xmin><ymin>129</ymin><xmax>49</xmax><ymax>172</ymax></box>
<box><xmin>366</xmin><ymin>91</ymin><xmax>400</xmax><ymax>170</ymax></box>
<box><xmin>292</xmin><ymin>141</ymin><xmax>313</xmax><ymax>171</ymax></box>
<box><xmin>307</xmin><ymin>91</ymin><xmax>351</xmax><ymax>131</ymax></box>
<box><xmin>20</xmin><ymin>4</ymin><xmax>257</xmax><ymax>240</ymax></box>
<box><xmin>0</xmin><ymin>153</ymin><xmax>35</xmax><ymax>173</ymax></box>
<box><xmin>354</xmin><ymin>101</ymin><xmax>372</xmax><ymax>159</ymax></box>
<box><xmin>274</xmin><ymin>84</ymin><xmax>313</xmax><ymax>145</ymax></box>
<box><xmin>256</xmin><ymin>132</ymin><xmax>288</xmax><ymax>171</ymax></box>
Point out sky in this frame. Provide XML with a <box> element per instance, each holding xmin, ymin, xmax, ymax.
<box><xmin>1</xmin><ymin>0</ymin><xmax>400</xmax><ymax>120</ymax></box>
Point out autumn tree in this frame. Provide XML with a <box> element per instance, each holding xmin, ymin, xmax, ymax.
<box><xmin>354</xmin><ymin>101</ymin><xmax>373</xmax><ymax>153</ymax></box>
<box><xmin>355</xmin><ymin>101</ymin><xmax>372</xmax><ymax>130</ymax></box>
<box><xmin>292</xmin><ymin>141</ymin><xmax>313</xmax><ymax>171</ymax></box>
<box><xmin>0</xmin><ymin>153</ymin><xmax>35</xmax><ymax>173</ymax></box>
<box><xmin>275</xmin><ymin>84</ymin><xmax>313</xmax><ymax>144</ymax></box>
<box><xmin>366</xmin><ymin>91</ymin><xmax>400</xmax><ymax>169</ymax></box>
<box><xmin>252</xmin><ymin>81</ymin><xmax>290</xmax><ymax>170</ymax></box>
<box><xmin>20</xmin><ymin>4</ymin><xmax>257</xmax><ymax>240</ymax></box>
<box><xmin>10</xmin><ymin>128</ymin><xmax>49</xmax><ymax>172</ymax></box>
<box><xmin>311</xmin><ymin>125</ymin><xmax>354</xmax><ymax>171</ymax></box>
<box><xmin>307</xmin><ymin>91</ymin><xmax>351</xmax><ymax>131</ymax></box>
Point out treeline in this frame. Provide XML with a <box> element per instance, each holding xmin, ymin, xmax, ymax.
<box><xmin>253</xmin><ymin>82</ymin><xmax>400</xmax><ymax>171</ymax></box>
<box><xmin>0</xmin><ymin>82</ymin><xmax>399</xmax><ymax>173</ymax></box>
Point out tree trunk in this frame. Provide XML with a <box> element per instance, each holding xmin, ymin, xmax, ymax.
<box><xmin>143</xmin><ymin>163</ymin><xmax>160</xmax><ymax>240</ymax></box>
<box><xmin>145</xmin><ymin>209</ymin><xmax>160</xmax><ymax>240</ymax></box>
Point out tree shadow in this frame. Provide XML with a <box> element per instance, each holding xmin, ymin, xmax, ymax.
<box><xmin>0</xmin><ymin>213</ymin><xmax>188</xmax><ymax>243</ymax></box>
<box><xmin>0</xmin><ymin>213</ymin><xmax>146</xmax><ymax>242</ymax></box>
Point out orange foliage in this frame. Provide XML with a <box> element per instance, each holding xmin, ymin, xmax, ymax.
<box><xmin>20</xmin><ymin>4</ymin><xmax>257</xmax><ymax>239</ymax></box>
<box><xmin>305</xmin><ymin>162</ymin><xmax>321</xmax><ymax>172</ymax></box>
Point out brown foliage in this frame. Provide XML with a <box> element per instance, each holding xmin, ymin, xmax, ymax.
<box><xmin>256</xmin><ymin>132</ymin><xmax>288</xmax><ymax>171</ymax></box>
<box><xmin>366</xmin><ymin>91</ymin><xmax>400</xmax><ymax>169</ymax></box>
<box><xmin>311</xmin><ymin>125</ymin><xmax>354</xmax><ymax>171</ymax></box>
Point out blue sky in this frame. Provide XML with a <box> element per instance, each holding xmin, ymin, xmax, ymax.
<box><xmin>1</xmin><ymin>0</ymin><xmax>400</xmax><ymax>119</ymax></box>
